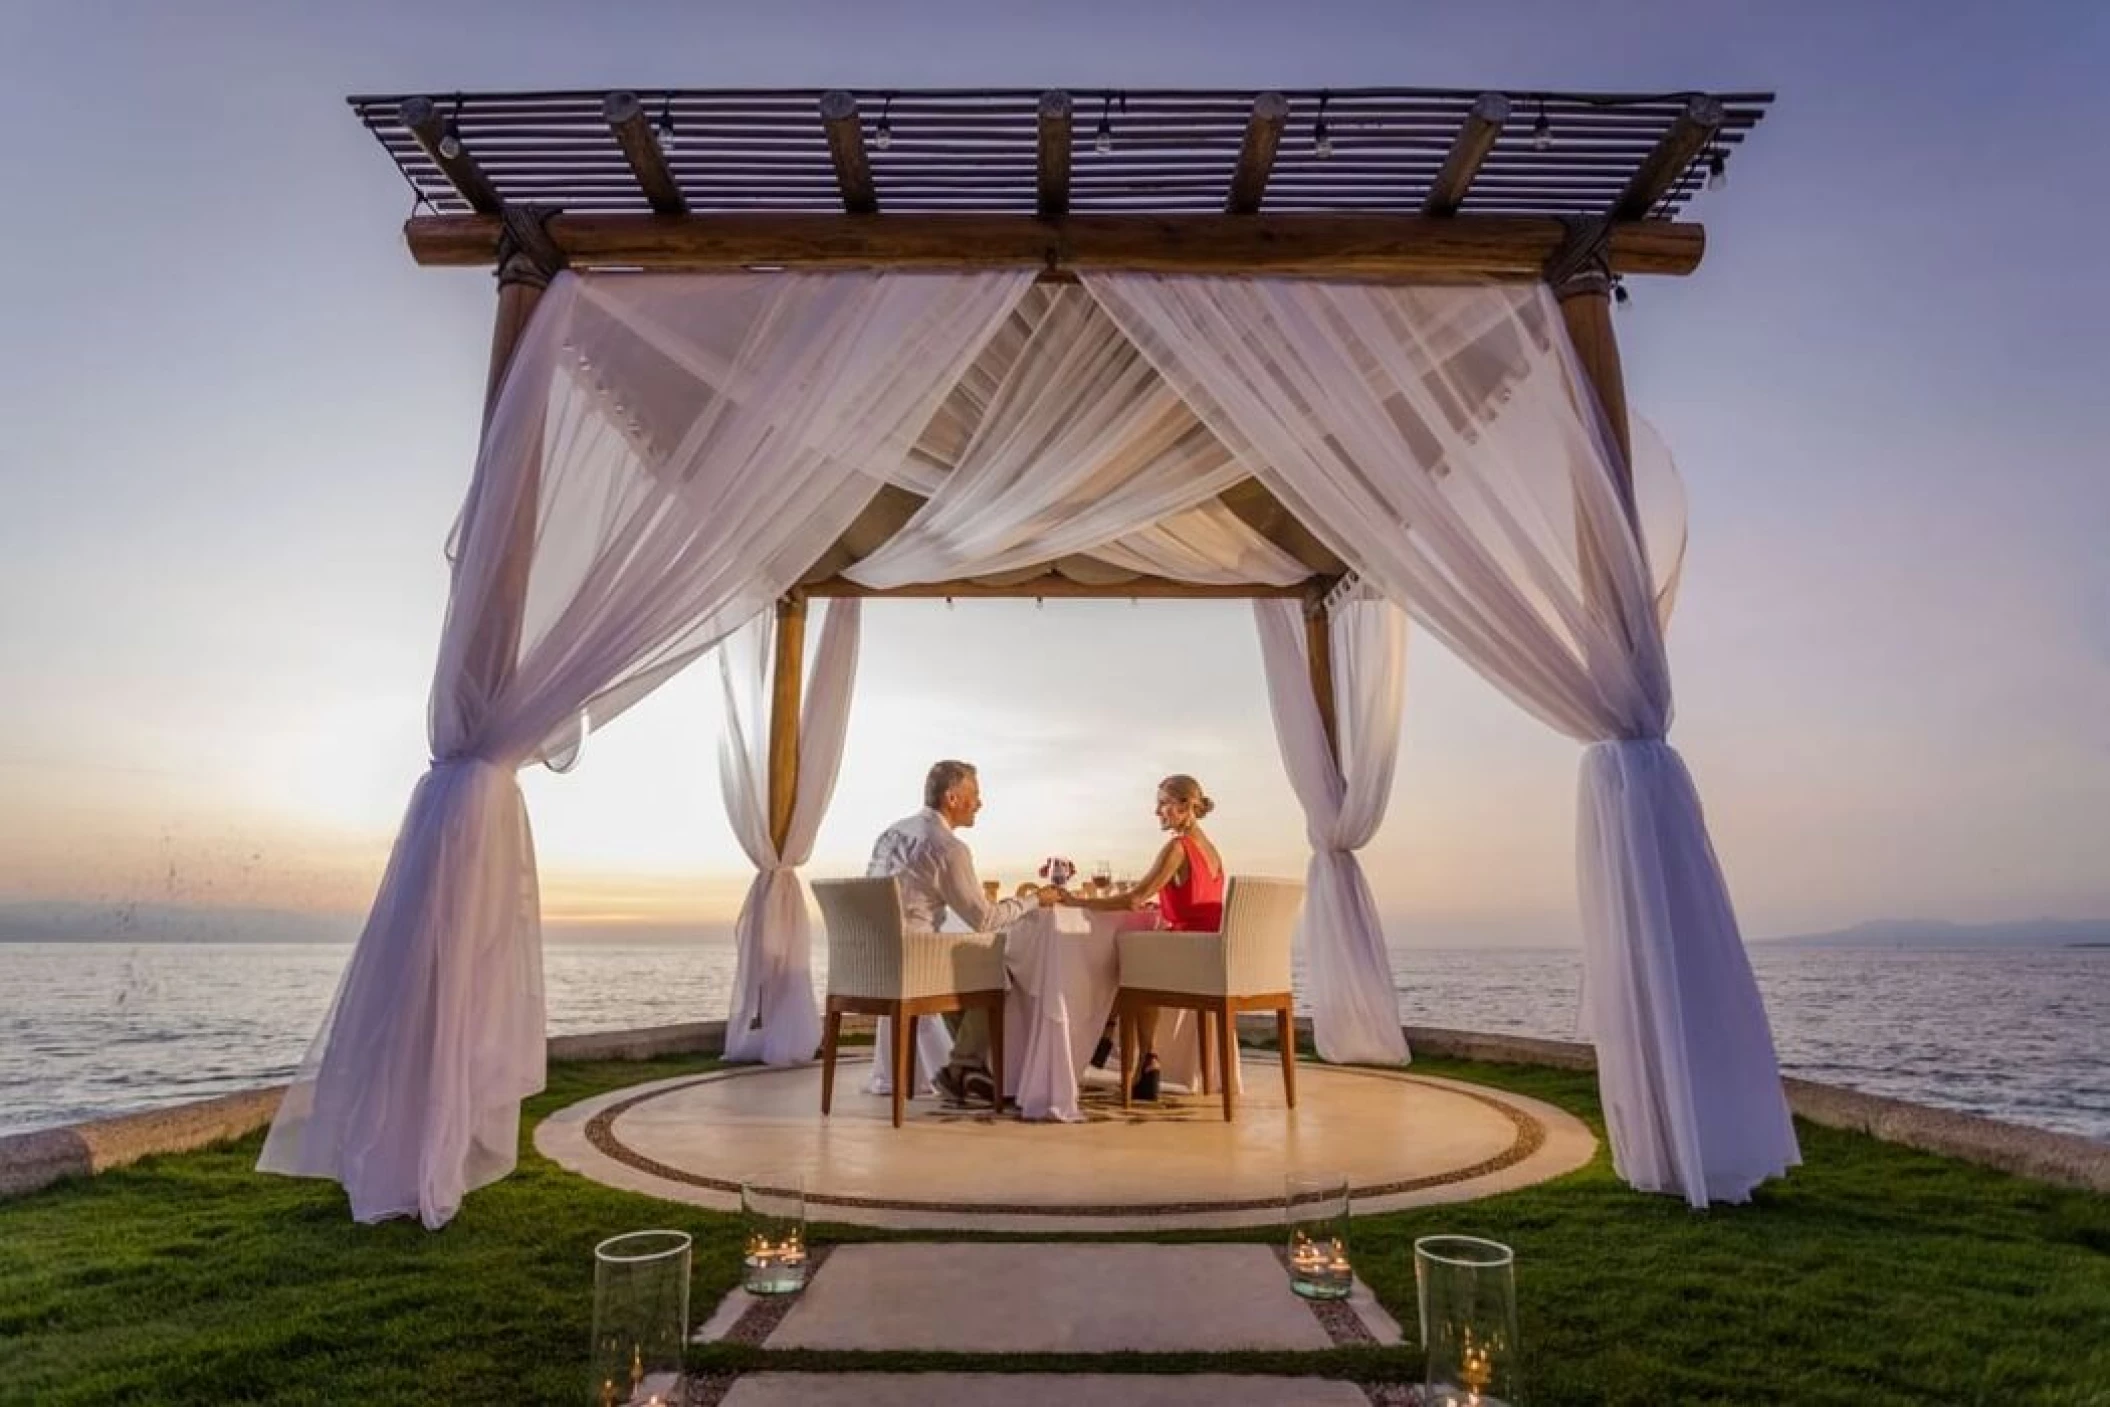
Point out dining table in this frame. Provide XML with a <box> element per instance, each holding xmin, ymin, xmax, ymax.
<box><xmin>864</xmin><ymin>902</ymin><xmax>1236</xmax><ymax>1121</ymax></box>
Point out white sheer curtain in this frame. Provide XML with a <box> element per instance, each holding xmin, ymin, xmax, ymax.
<box><xmin>719</xmin><ymin>598</ymin><xmax>862</xmax><ymax>1065</ymax></box>
<box><xmin>857</xmin><ymin>286</ymin><xmax>1305</xmax><ymax>590</ymax></box>
<box><xmin>260</xmin><ymin>269</ymin><xmax>1032</xmax><ymax>1226</ymax></box>
<box><xmin>1255</xmin><ymin>590</ymin><xmax>1412</xmax><ymax>1067</ymax></box>
<box><xmin>1089</xmin><ymin>274</ymin><xmax>1798</xmax><ymax>1206</ymax></box>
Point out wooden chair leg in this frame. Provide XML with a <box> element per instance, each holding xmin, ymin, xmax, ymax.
<box><xmin>987</xmin><ymin>993</ymin><xmax>1006</xmax><ymax>1114</ymax></box>
<box><xmin>820</xmin><ymin>1008</ymin><xmax>842</xmax><ymax>1115</ymax></box>
<box><xmin>1276</xmin><ymin>1006</ymin><xmax>1297</xmax><ymax>1109</ymax></box>
<box><xmin>890</xmin><ymin>1006</ymin><xmax>911</xmax><ymax>1129</ymax></box>
<box><xmin>1218</xmin><ymin>1000</ymin><xmax>1237</xmax><ymax>1122</ymax></box>
<box><xmin>1197</xmin><ymin>1007</ymin><xmax>1214</xmax><ymax>1096</ymax></box>
<box><xmin>1119</xmin><ymin>1000</ymin><xmax>1136</xmax><ymax>1110</ymax></box>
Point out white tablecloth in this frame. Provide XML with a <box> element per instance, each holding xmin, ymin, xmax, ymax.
<box><xmin>866</xmin><ymin>906</ymin><xmax>1234</xmax><ymax>1122</ymax></box>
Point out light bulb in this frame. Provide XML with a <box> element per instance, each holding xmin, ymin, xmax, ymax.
<box><xmin>1095</xmin><ymin>120</ymin><xmax>1113</xmax><ymax>154</ymax></box>
<box><xmin>875</xmin><ymin>118</ymin><xmax>892</xmax><ymax>151</ymax></box>
<box><xmin>1707</xmin><ymin>152</ymin><xmax>1727</xmax><ymax>191</ymax></box>
<box><xmin>1531</xmin><ymin>112</ymin><xmax>1552</xmax><ymax>151</ymax></box>
<box><xmin>1314</xmin><ymin>123</ymin><xmax>1333</xmax><ymax>160</ymax></box>
<box><xmin>654</xmin><ymin>120</ymin><xmax>677</xmax><ymax>154</ymax></box>
<box><xmin>438</xmin><ymin>122</ymin><xmax>463</xmax><ymax>160</ymax></box>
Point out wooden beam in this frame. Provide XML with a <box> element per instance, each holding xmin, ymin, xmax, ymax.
<box><xmin>1612</xmin><ymin>95</ymin><xmax>1724</xmax><ymax>221</ymax></box>
<box><xmin>798</xmin><ymin>484</ymin><xmax>926</xmax><ymax>583</ymax></box>
<box><xmin>819</xmin><ymin>90</ymin><xmax>878</xmax><ymax>215</ymax></box>
<box><xmin>404</xmin><ymin>211</ymin><xmax>1708</xmax><ymax>279</ymax></box>
<box><xmin>1036</xmin><ymin>91</ymin><xmax>1073</xmax><ymax>219</ymax></box>
<box><xmin>803</xmin><ymin>575</ymin><xmax>1314</xmax><ymax>600</ymax></box>
<box><xmin>1306</xmin><ymin>597</ymin><xmax>1339</xmax><ymax>762</ymax></box>
<box><xmin>766</xmin><ymin>595</ymin><xmax>807</xmax><ymax>853</ymax></box>
<box><xmin>398</xmin><ymin>96</ymin><xmax>502</xmax><ymax>214</ymax></box>
<box><xmin>602</xmin><ymin>91</ymin><xmax>687</xmax><ymax>215</ymax></box>
<box><xmin>1226</xmin><ymin>92</ymin><xmax>1289</xmax><ymax>214</ymax></box>
<box><xmin>1218</xmin><ymin>478</ymin><xmax>1345</xmax><ymax>577</ymax></box>
<box><xmin>1423</xmin><ymin>93</ymin><xmax>1509</xmax><ymax>216</ymax></box>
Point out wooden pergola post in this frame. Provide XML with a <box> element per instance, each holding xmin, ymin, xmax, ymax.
<box><xmin>1547</xmin><ymin>220</ymin><xmax>1635</xmax><ymax>515</ymax></box>
<box><xmin>766</xmin><ymin>593</ymin><xmax>808</xmax><ymax>853</ymax></box>
<box><xmin>1305</xmin><ymin>589</ymin><xmax>1340</xmax><ymax>764</ymax></box>
<box><xmin>458</xmin><ymin>207</ymin><xmax>567</xmax><ymax>694</ymax></box>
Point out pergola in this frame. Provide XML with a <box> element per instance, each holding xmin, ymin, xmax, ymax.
<box><xmin>261</xmin><ymin>84</ymin><xmax>1797</xmax><ymax>1229</ymax></box>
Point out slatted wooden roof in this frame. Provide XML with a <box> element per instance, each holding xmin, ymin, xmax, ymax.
<box><xmin>349</xmin><ymin>86</ymin><xmax>1771</xmax><ymax>222</ymax></box>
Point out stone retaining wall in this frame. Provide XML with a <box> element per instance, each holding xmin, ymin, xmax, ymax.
<box><xmin>4</xmin><ymin>1020</ymin><xmax>2103</xmax><ymax>1202</ymax></box>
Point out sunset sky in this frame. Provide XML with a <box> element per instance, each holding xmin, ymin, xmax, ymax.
<box><xmin>1</xmin><ymin>1</ymin><xmax>2104</xmax><ymax>947</ymax></box>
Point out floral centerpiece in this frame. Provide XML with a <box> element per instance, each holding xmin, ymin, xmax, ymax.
<box><xmin>1038</xmin><ymin>856</ymin><xmax>1076</xmax><ymax>889</ymax></box>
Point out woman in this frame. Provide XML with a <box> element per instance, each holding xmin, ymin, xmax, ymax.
<box><xmin>1070</xmin><ymin>774</ymin><xmax>1225</xmax><ymax>1100</ymax></box>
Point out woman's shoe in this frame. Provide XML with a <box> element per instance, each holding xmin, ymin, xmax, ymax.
<box><xmin>1090</xmin><ymin>1027</ymin><xmax>1116</xmax><ymax>1069</ymax></box>
<box><xmin>1130</xmin><ymin>1058</ymin><xmax>1162</xmax><ymax>1102</ymax></box>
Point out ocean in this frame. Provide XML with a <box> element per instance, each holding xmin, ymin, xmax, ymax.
<box><xmin>1</xmin><ymin>940</ymin><xmax>2104</xmax><ymax>1143</ymax></box>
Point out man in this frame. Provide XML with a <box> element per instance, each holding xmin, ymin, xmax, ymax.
<box><xmin>867</xmin><ymin>759</ymin><xmax>1058</xmax><ymax>1106</ymax></box>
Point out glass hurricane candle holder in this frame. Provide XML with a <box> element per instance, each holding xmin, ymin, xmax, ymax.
<box><xmin>741</xmin><ymin>1175</ymin><xmax>809</xmax><ymax>1296</ymax></box>
<box><xmin>1284</xmin><ymin>1173</ymin><xmax>1354</xmax><ymax>1300</ymax></box>
<box><xmin>1415</xmin><ymin>1234</ymin><xmax>1520</xmax><ymax>1406</ymax></box>
<box><xmin>590</xmin><ymin>1229</ymin><xmax>690</xmax><ymax>1406</ymax></box>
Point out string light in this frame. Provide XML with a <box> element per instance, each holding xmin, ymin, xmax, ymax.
<box><xmin>1612</xmin><ymin>277</ymin><xmax>1631</xmax><ymax>306</ymax></box>
<box><xmin>1313</xmin><ymin>92</ymin><xmax>1333</xmax><ymax>160</ymax></box>
<box><xmin>438</xmin><ymin>94</ymin><xmax>464</xmax><ymax>160</ymax></box>
<box><xmin>875</xmin><ymin>94</ymin><xmax>893</xmax><ymax>151</ymax></box>
<box><xmin>1531</xmin><ymin>100</ymin><xmax>1552</xmax><ymax>151</ymax></box>
<box><xmin>1707</xmin><ymin>149</ymin><xmax>1727</xmax><ymax>191</ymax></box>
<box><xmin>654</xmin><ymin>98</ymin><xmax>677</xmax><ymax>154</ymax></box>
<box><xmin>1095</xmin><ymin>93</ymin><xmax>1114</xmax><ymax>154</ymax></box>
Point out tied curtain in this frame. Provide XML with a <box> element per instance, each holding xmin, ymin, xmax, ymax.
<box><xmin>1088</xmin><ymin>274</ymin><xmax>1798</xmax><ymax>1205</ymax></box>
<box><xmin>259</xmin><ymin>269</ymin><xmax>1034</xmax><ymax>1226</ymax></box>
<box><xmin>1255</xmin><ymin>589</ymin><xmax>1413</xmax><ymax>1067</ymax></box>
<box><xmin>718</xmin><ymin>599</ymin><xmax>862</xmax><ymax>1065</ymax></box>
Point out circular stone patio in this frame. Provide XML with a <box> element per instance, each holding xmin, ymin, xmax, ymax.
<box><xmin>538</xmin><ymin>1057</ymin><xmax>1595</xmax><ymax>1231</ymax></box>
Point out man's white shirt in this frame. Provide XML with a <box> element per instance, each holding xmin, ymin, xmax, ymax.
<box><xmin>866</xmin><ymin>808</ymin><xmax>1033</xmax><ymax>934</ymax></box>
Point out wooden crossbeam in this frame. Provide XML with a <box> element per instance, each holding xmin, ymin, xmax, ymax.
<box><xmin>404</xmin><ymin>211</ymin><xmax>1707</xmax><ymax>278</ymax></box>
<box><xmin>1218</xmin><ymin>479</ymin><xmax>1345</xmax><ymax>576</ymax></box>
<box><xmin>602</xmin><ymin>92</ymin><xmax>687</xmax><ymax>215</ymax></box>
<box><xmin>398</xmin><ymin>97</ymin><xmax>501</xmax><ymax>213</ymax></box>
<box><xmin>1226</xmin><ymin>92</ymin><xmax>1290</xmax><ymax>214</ymax></box>
<box><xmin>1423</xmin><ymin>93</ymin><xmax>1510</xmax><ymax>216</ymax></box>
<box><xmin>798</xmin><ymin>484</ymin><xmax>927</xmax><ymax>584</ymax></box>
<box><xmin>819</xmin><ymin>90</ymin><xmax>879</xmax><ymax>215</ymax></box>
<box><xmin>803</xmin><ymin>574</ymin><xmax>1314</xmax><ymax>600</ymax></box>
<box><xmin>1037</xmin><ymin>91</ymin><xmax>1073</xmax><ymax>218</ymax></box>
<box><xmin>1612</xmin><ymin>95</ymin><xmax>1725</xmax><ymax>220</ymax></box>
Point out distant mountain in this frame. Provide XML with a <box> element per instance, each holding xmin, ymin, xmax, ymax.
<box><xmin>0</xmin><ymin>901</ymin><xmax>360</xmax><ymax>945</ymax></box>
<box><xmin>1763</xmin><ymin>917</ymin><xmax>2110</xmax><ymax>949</ymax></box>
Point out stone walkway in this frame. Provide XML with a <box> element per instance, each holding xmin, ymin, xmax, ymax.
<box><xmin>719</xmin><ymin>1372</ymin><xmax>1375</xmax><ymax>1405</ymax></box>
<box><xmin>689</xmin><ymin>1242</ymin><xmax>1414</xmax><ymax>1406</ymax></box>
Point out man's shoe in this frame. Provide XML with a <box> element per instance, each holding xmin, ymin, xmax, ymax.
<box><xmin>931</xmin><ymin>1064</ymin><xmax>968</xmax><ymax>1106</ymax></box>
<box><xmin>961</xmin><ymin>1068</ymin><xmax>998</xmax><ymax>1107</ymax></box>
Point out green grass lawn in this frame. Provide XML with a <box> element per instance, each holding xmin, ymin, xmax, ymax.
<box><xmin>1</xmin><ymin>1054</ymin><xmax>2105</xmax><ymax>1405</ymax></box>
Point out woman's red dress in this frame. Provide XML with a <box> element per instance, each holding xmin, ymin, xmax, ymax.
<box><xmin>1156</xmin><ymin>831</ymin><xmax>1225</xmax><ymax>932</ymax></box>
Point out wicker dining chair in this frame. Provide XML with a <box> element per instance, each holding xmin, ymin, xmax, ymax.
<box><xmin>812</xmin><ymin>876</ymin><xmax>1007</xmax><ymax>1129</ymax></box>
<box><xmin>1112</xmin><ymin>877</ymin><xmax>1304</xmax><ymax>1121</ymax></box>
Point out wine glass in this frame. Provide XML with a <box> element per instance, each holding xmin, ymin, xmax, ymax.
<box><xmin>982</xmin><ymin>879</ymin><xmax>1001</xmax><ymax>905</ymax></box>
<box><xmin>1091</xmin><ymin>859</ymin><xmax>1113</xmax><ymax>894</ymax></box>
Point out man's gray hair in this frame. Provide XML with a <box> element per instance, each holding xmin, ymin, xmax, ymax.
<box><xmin>924</xmin><ymin>759</ymin><xmax>977</xmax><ymax>810</ymax></box>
